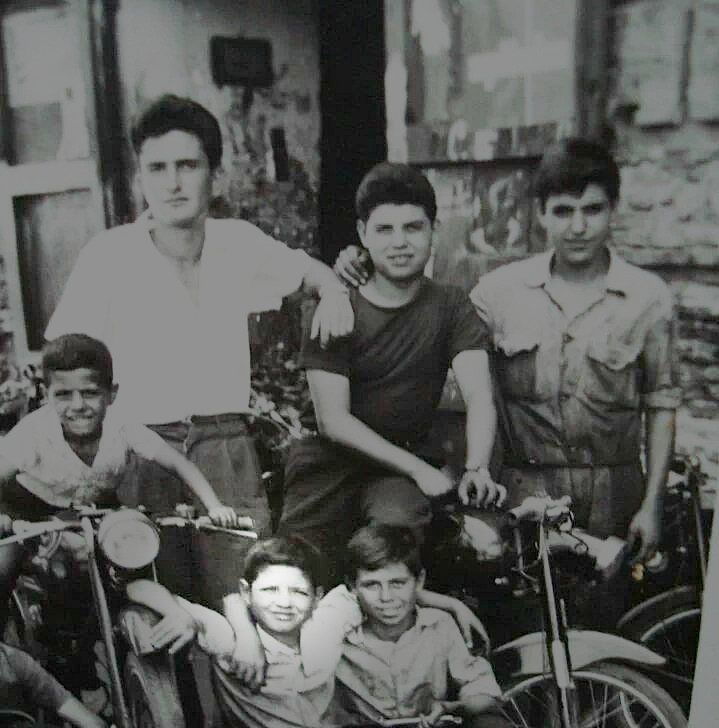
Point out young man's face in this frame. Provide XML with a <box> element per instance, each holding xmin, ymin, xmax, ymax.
<box><xmin>537</xmin><ymin>183</ymin><xmax>613</xmax><ymax>269</ymax></box>
<box><xmin>48</xmin><ymin>368</ymin><xmax>115</xmax><ymax>441</ymax></box>
<box><xmin>352</xmin><ymin>562</ymin><xmax>425</xmax><ymax>631</ymax></box>
<box><xmin>137</xmin><ymin>130</ymin><xmax>214</xmax><ymax>228</ymax></box>
<box><xmin>244</xmin><ymin>564</ymin><xmax>318</xmax><ymax>640</ymax></box>
<box><xmin>357</xmin><ymin>204</ymin><xmax>433</xmax><ymax>283</ymax></box>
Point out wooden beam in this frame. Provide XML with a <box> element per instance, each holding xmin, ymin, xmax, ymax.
<box><xmin>575</xmin><ymin>0</ymin><xmax>611</xmax><ymax>139</ymax></box>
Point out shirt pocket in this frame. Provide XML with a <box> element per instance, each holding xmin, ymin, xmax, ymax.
<box><xmin>494</xmin><ymin>331</ymin><xmax>544</xmax><ymax>401</ymax></box>
<box><xmin>584</xmin><ymin>337</ymin><xmax>642</xmax><ymax>408</ymax></box>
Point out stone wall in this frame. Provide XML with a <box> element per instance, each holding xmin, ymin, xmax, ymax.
<box><xmin>610</xmin><ymin>0</ymin><xmax>719</xmax><ymax>486</ymax></box>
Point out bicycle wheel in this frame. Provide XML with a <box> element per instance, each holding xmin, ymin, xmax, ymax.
<box><xmin>500</xmin><ymin>662</ymin><xmax>687</xmax><ymax>727</ymax></box>
<box><xmin>620</xmin><ymin>588</ymin><xmax>700</xmax><ymax>684</ymax></box>
<box><xmin>124</xmin><ymin>651</ymin><xmax>185</xmax><ymax>728</ymax></box>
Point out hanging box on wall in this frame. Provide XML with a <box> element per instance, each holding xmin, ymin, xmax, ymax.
<box><xmin>210</xmin><ymin>36</ymin><xmax>274</xmax><ymax>87</ymax></box>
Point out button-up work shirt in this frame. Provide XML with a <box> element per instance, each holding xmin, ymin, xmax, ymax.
<box><xmin>335</xmin><ymin>608</ymin><xmax>501</xmax><ymax>723</ymax></box>
<box><xmin>46</xmin><ymin>215</ymin><xmax>311</xmax><ymax>424</ymax></box>
<box><xmin>470</xmin><ymin>250</ymin><xmax>680</xmax><ymax>535</ymax></box>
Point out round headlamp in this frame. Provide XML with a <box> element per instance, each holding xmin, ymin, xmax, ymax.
<box><xmin>97</xmin><ymin>510</ymin><xmax>160</xmax><ymax>570</ymax></box>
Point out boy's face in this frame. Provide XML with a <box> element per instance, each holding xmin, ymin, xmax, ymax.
<box><xmin>244</xmin><ymin>564</ymin><xmax>318</xmax><ymax>639</ymax></box>
<box><xmin>357</xmin><ymin>204</ymin><xmax>433</xmax><ymax>283</ymax></box>
<box><xmin>352</xmin><ymin>562</ymin><xmax>425</xmax><ymax>630</ymax></box>
<box><xmin>138</xmin><ymin>130</ymin><xmax>214</xmax><ymax>229</ymax></box>
<box><xmin>537</xmin><ymin>183</ymin><xmax>613</xmax><ymax>269</ymax></box>
<box><xmin>48</xmin><ymin>368</ymin><xmax>115</xmax><ymax>441</ymax></box>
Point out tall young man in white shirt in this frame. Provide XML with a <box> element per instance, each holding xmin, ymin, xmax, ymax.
<box><xmin>46</xmin><ymin>94</ymin><xmax>353</xmax><ymax>606</ymax></box>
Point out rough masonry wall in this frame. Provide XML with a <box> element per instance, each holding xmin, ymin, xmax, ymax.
<box><xmin>610</xmin><ymin>0</ymin><xmax>719</xmax><ymax>485</ymax></box>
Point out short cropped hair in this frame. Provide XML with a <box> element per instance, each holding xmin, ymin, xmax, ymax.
<box><xmin>243</xmin><ymin>536</ymin><xmax>326</xmax><ymax>591</ymax></box>
<box><xmin>356</xmin><ymin>162</ymin><xmax>437</xmax><ymax>223</ymax></box>
<box><xmin>131</xmin><ymin>94</ymin><xmax>223</xmax><ymax>172</ymax></box>
<box><xmin>344</xmin><ymin>524</ymin><xmax>423</xmax><ymax>582</ymax></box>
<box><xmin>42</xmin><ymin>334</ymin><xmax>114</xmax><ymax>390</ymax></box>
<box><xmin>533</xmin><ymin>137</ymin><xmax>620</xmax><ymax>211</ymax></box>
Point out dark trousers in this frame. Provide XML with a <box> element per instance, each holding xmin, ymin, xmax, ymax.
<box><xmin>277</xmin><ymin>437</ymin><xmax>432</xmax><ymax>585</ymax></box>
<box><xmin>125</xmin><ymin>414</ymin><xmax>270</xmax><ymax>610</ymax></box>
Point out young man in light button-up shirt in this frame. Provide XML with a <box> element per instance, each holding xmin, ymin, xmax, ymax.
<box><xmin>46</xmin><ymin>95</ymin><xmax>353</xmax><ymax>608</ymax></box>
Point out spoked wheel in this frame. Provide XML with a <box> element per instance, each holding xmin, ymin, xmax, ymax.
<box><xmin>500</xmin><ymin>662</ymin><xmax>687</xmax><ymax>727</ymax></box>
<box><xmin>619</xmin><ymin>588</ymin><xmax>700</xmax><ymax>713</ymax></box>
<box><xmin>124</xmin><ymin>651</ymin><xmax>185</xmax><ymax>728</ymax></box>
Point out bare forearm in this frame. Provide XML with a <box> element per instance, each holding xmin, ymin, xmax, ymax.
<box><xmin>644</xmin><ymin>409</ymin><xmax>675</xmax><ymax>505</ymax></box>
<box><xmin>169</xmin><ymin>456</ymin><xmax>223</xmax><ymax>510</ymax></box>
<box><xmin>302</xmin><ymin>258</ymin><xmax>347</xmax><ymax>297</ymax></box>
<box><xmin>57</xmin><ymin>696</ymin><xmax>105</xmax><ymax>728</ymax></box>
<box><xmin>317</xmin><ymin>411</ymin><xmax>425</xmax><ymax>478</ymax></box>
<box><xmin>464</xmin><ymin>395</ymin><xmax>496</xmax><ymax>470</ymax></box>
<box><xmin>126</xmin><ymin>579</ymin><xmax>181</xmax><ymax>615</ymax></box>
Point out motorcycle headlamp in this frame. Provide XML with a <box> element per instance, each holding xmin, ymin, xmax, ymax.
<box><xmin>97</xmin><ymin>510</ymin><xmax>160</xmax><ymax>570</ymax></box>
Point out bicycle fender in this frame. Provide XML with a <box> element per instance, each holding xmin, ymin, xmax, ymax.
<box><xmin>117</xmin><ymin>604</ymin><xmax>163</xmax><ymax>656</ymax></box>
<box><xmin>616</xmin><ymin>584</ymin><xmax>699</xmax><ymax>632</ymax></box>
<box><xmin>492</xmin><ymin>629</ymin><xmax>665</xmax><ymax>680</ymax></box>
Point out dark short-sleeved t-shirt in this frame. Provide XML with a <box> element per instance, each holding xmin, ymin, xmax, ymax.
<box><xmin>301</xmin><ymin>278</ymin><xmax>489</xmax><ymax>446</ymax></box>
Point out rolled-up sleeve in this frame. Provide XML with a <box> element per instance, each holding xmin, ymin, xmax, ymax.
<box><xmin>242</xmin><ymin>224</ymin><xmax>313</xmax><ymax>311</ymax></box>
<box><xmin>641</xmin><ymin>287</ymin><xmax>681</xmax><ymax>410</ymax></box>
<box><xmin>445</xmin><ymin>620</ymin><xmax>502</xmax><ymax>700</ymax></box>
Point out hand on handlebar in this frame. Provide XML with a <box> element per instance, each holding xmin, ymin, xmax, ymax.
<box><xmin>207</xmin><ymin>505</ymin><xmax>242</xmax><ymax>529</ymax></box>
<box><xmin>458</xmin><ymin>470</ymin><xmax>507</xmax><ymax>508</ymax></box>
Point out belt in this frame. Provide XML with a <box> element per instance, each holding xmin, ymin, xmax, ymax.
<box><xmin>504</xmin><ymin>448</ymin><xmax>639</xmax><ymax>469</ymax></box>
<box><xmin>185</xmin><ymin>412</ymin><xmax>252</xmax><ymax>427</ymax></box>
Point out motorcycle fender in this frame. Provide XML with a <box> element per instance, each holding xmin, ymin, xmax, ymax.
<box><xmin>492</xmin><ymin>629</ymin><xmax>665</xmax><ymax>679</ymax></box>
<box><xmin>118</xmin><ymin>605</ymin><xmax>163</xmax><ymax>657</ymax></box>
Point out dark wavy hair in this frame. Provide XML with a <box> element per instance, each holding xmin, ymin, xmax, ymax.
<box><xmin>533</xmin><ymin>137</ymin><xmax>620</xmax><ymax>212</ymax></box>
<box><xmin>243</xmin><ymin>535</ymin><xmax>326</xmax><ymax>591</ymax></box>
<box><xmin>344</xmin><ymin>524</ymin><xmax>423</xmax><ymax>583</ymax></box>
<box><xmin>131</xmin><ymin>94</ymin><xmax>223</xmax><ymax>172</ymax></box>
<box><xmin>42</xmin><ymin>334</ymin><xmax>114</xmax><ymax>390</ymax></box>
<box><xmin>356</xmin><ymin>162</ymin><xmax>437</xmax><ymax>223</ymax></box>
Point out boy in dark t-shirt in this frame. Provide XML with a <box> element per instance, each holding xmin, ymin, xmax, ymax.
<box><xmin>277</xmin><ymin>163</ymin><xmax>505</xmax><ymax>581</ymax></box>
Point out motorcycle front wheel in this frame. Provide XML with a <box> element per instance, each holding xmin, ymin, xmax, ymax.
<box><xmin>124</xmin><ymin>651</ymin><xmax>185</xmax><ymax>728</ymax></box>
<box><xmin>499</xmin><ymin>662</ymin><xmax>687</xmax><ymax>728</ymax></box>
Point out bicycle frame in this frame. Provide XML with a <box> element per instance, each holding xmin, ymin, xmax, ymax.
<box><xmin>494</xmin><ymin>512</ymin><xmax>668</xmax><ymax>728</ymax></box>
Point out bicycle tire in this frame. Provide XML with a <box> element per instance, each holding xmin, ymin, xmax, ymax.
<box><xmin>500</xmin><ymin>661</ymin><xmax>687</xmax><ymax>727</ymax></box>
<box><xmin>619</xmin><ymin>587</ymin><xmax>700</xmax><ymax>713</ymax></box>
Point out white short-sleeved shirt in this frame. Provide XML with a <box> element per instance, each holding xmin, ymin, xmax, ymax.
<box><xmin>0</xmin><ymin>404</ymin><xmax>165</xmax><ymax>507</ymax></box>
<box><xmin>45</xmin><ymin>215</ymin><xmax>312</xmax><ymax>424</ymax></box>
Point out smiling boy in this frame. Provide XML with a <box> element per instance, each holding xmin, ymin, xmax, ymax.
<box><xmin>278</xmin><ymin>162</ymin><xmax>504</xmax><ymax>580</ymax></box>
<box><xmin>0</xmin><ymin>333</ymin><xmax>238</xmax><ymax>630</ymax></box>
<box><xmin>331</xmin><ymin>525</ymin><xmax>506</xmax><ymax>727</ymax></box>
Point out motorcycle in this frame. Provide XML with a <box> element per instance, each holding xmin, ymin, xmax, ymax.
<box><xmin>1</xmin><ymin>505</ymin><xmax>256</xmax><ymax>728</ymax></box>
<box><xmin>424</xmin><ymin>498</ymin><xmax>688</xmax><ymax>727</ymax></box>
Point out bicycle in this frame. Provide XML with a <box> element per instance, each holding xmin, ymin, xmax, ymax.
<box><xmin>425</xmin><ymin>500</ymin><xmax>687</xmax><ymax>727</ymax></box>
<box><xmin>617</xmin><ymin>455</ymin><xmax>709</xmax><ymax>713</ymax></box>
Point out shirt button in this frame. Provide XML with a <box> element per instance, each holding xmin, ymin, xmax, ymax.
<box><xmin>563</xmin><ymin>333</ymin><xmax>572</xmax><ymax>344</ymax></box>
<box><xmin>560</xmin><ymin>393</ymin><xmax>570</xmax><ymax>401</ymax></box>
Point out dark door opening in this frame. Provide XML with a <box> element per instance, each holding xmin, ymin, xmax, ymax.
<box><xmin>318</xmin><ymin>1</ymin><xmax>387</xmax><ymax>265</ymax></box>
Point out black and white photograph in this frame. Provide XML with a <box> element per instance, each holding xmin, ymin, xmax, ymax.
<box><xmin>0</xmin><ymin>1</ymin><xmax>717</xmax><ymax>727</ymax></box>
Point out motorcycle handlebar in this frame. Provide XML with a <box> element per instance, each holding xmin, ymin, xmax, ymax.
<box><xmin>154</xmin><ymin>514</ymin><xmax>258</xmax><ymax>540</ymax></box>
